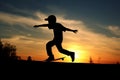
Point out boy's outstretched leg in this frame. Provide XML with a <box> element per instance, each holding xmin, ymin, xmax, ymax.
<box><xmin>69</xmin><ymin>52</ymin><xmax>75</xmax><ymax>62</ymax></box>
<box><xmin>56</xmin><ymin>43</ymin><xmax>75</xmax><ymax>62</ymax></box>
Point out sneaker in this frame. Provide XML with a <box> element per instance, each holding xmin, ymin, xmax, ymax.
<box><xmin>45</xmin><ymin>56</ymin><xmax>54</xmax><ymax>62</ymax></box>
<box><xmin>70</xmin><ymin>52</ymin><xmax>75</xmax><ymax>62</ymax></box>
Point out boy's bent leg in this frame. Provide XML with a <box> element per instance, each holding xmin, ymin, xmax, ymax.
<box><xmin>45</xmin><ymin>56</ymin><xmax>54</xmax><ymax>62</ymax></box>
<box><xmin>46</xmin><ymin>41</ymin><xmax>55</xmax><ymax>61</ymax></box>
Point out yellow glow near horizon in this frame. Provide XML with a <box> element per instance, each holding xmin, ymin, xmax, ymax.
<box><xmin>67</xmin><ymin>45</ymin><xmax>86</xmax><ymax>63</ymax></box>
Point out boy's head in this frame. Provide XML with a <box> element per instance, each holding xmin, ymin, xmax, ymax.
<box><xmin>45</xmin><ymin>15</ymin><xmax>56</xmax><ymax>23</ymax></box>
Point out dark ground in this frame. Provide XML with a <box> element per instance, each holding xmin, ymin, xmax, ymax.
<box><xmin>1</xmin><ymin>60</ymin><xmax>120</xmax><ymax>79</ymax></box>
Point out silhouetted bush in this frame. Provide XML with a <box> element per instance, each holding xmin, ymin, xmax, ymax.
<box><xmin>0</xmin><ymin>39</ymin><xmax>18</xmax><ymax>61</ymax></box>
<box><xmin>27</xmin><ymin>56</ymin><xmax>32</xmax><ymax>62</ymax></box>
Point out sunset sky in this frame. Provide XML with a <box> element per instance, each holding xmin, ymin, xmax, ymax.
<box><xmin>0</xmin><ymin>0</ymin><xmax>120</xmax><ymax>64</ymax></box>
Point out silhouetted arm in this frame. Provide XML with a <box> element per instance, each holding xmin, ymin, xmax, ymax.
<box><xmin>33</xmin><ymin>24</ymin><xmax>48</xmax><ymax>28</ymax></box>
<box><xmin>66</xmin><ymin>28</ymin><xmax>78</xmax><ymax>33</ymax></box>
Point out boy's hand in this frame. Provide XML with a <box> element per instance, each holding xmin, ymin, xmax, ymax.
<box><xmin>73</xmin><ymin>30</ymin><xmax>78</xmax><ymax>33</ymax></box>
<box><xmin>33</xmin><ymin>25</ymin><xmax>39</xmax><ymax>28</ymax></box>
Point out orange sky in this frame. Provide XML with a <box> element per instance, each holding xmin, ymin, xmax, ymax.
<box><xmin>1</xmin><ymin>12</ymin><xmax>120</xmax><ymax>64</ymax></box>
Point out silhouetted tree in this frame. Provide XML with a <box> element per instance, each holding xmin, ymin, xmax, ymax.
<box><xmin>0</xmin><ymin>39</ymin><xmax>18</xmax><ymax>61</ymax></box>
<box><xmin>89</xmin><ymin>56</ymin><xmax>93</xmax><ymax>64</ymax></box>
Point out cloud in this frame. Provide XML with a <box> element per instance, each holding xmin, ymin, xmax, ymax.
<box><xmin>108</xmin><ymin>26</ymin><xmax>120</xmax><ymax>36</ymax></box>
<box><xmin>0</xmin><ymin>12</ymin><xmax>40</xmax><ymax>26</ymax></box>
<box><xmin>0</xmin><ymin>11</ymin><xmax>54</xmax><ymax>40</ymax></box>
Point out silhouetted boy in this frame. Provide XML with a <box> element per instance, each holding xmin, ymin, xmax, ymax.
<box><xmin>33</xmin><ymin>15</ymin><xmax>78</xmax><ymax>62</ymax></box>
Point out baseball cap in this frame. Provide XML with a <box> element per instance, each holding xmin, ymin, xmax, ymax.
<box><xmin>45</xmin><ymin>15</ymin><xmax>56</xmax><ymax>21</ymax></box>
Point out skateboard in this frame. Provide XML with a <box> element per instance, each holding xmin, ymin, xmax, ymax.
<box><xmin>52</xmin><ymin>57</ymin><xmax>65</xmax><ymax>61</ymax></box>
<box><xmin>42</xmin><ymin>57</ymin><xmax>66</xmax><ymax>62</ymax></box>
